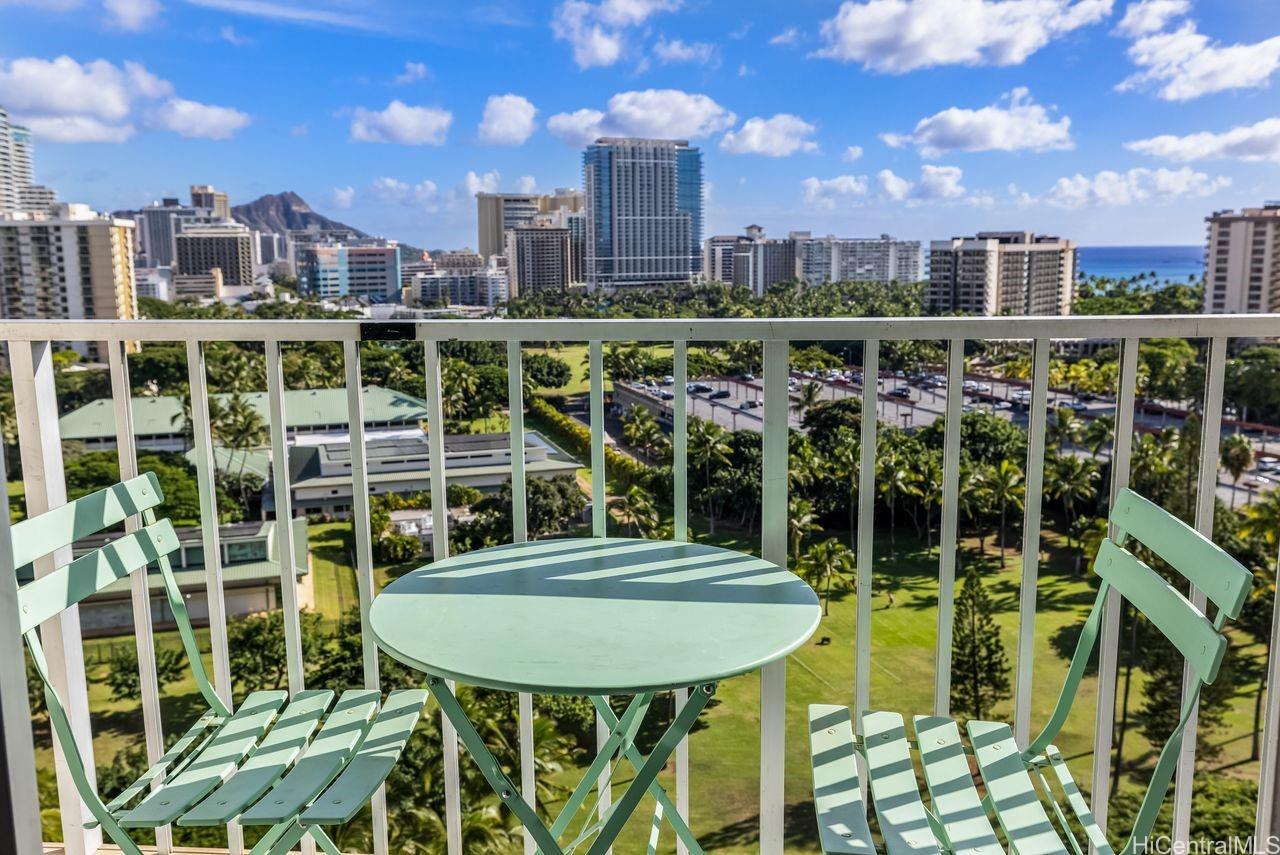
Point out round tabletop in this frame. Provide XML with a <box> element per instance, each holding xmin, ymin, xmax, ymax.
<box><xmin>370</xmin><ymin>537</ymin><xmax>821</xmax><ymax>695</ymax></box>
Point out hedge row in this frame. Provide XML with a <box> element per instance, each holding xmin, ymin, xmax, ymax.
<box><xmin>527</xmin><ymin>396</ymin><xmax>665</xmax><ymax>493</ymax></box>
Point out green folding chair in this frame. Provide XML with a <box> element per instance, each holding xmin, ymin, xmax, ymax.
<box><xmin>15</xmin><ymin>472</ymin><xmax>428</xmax><ymax>855</ymax></box>
<box><xmin>808</xmin><ymin>487</ymin><xmax>1253</xmax><ymax>855</ymax></box>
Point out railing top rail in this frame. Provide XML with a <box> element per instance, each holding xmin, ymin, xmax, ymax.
<box><xmin>0</xmin><ymin>314</ymin><xmax>1277</xmax><ymax>342</ymax></box>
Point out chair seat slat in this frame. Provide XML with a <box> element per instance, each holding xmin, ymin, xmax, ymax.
<box><xmin>239</xmin><ymin>690</ymin><xmax>381</xmax><ymax>826</ymax></box>
<box><xmin>967</xmin><ymin>721</ymin><xmax>1067</xmax><ymax>855</ymax></box>
<box><xmin>1044</xmin><ymin>747</ymin><xmax>1113</xmax><ymax>855</ymax></box>
<box><xmin>808</xmin><ymin>705</ymin><xmax>876</xmax><ymax>855</ymax></box>
<box><xmin>179</xmin><ymin>690</ymin><xmax>335</xmax><ymax>826</ymax></box>
<box><xmin>299</xmin><ymin>690</ymin><xmax>429</xmax><ymax>826</ymax></box>
<box><xmin>863</xmin><ymin>711</ymin><xmax>941</xmax><ymax>855</ymax></box>
<box><xmin>119</xmin><ymin>691</ymin><xmax>288</xmax><ymax>828</ymax></box>
<box><xmin>913</xmin><ymin>716</ymin><xmax>1000</xmax><ymax>855</ymax></box>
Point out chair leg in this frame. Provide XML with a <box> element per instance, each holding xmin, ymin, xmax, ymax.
<box><xmin>248</xmin><ymin>820</ymin><xmax>306</xmax><ymax>855</ymax></box>
<box><xmin>308</xmin><ymin>826</ymin><xmax>344</xmax><ymax>855</ymax></box>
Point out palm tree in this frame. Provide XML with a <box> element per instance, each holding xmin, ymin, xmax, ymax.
<box><xmin>1047</xmin><ymin>408</ymin><xmax>1084</xmax><ymax>451</ymax></box>
<box><xmin>1220</xmin><ymin>433</ymin><xmax>1254</xmax><ymax>509</ymax></box>
<box><xmin>1084</xmin><ymin>414</ymin><xmax>1115</xmax><ymax>460</ymax></box>
<box><xmin>1242</xmin><ymin>488</ymin><xmax>1280</xmax><ymax>550</ymax></box>
<box><xmin>621</xmin><ymin>405</ymin><xmax>667</xmax><ymax>463</ymax></box>
<box><xmin>983</xmin><ymin>459</ymin><xmax>1025</xmax><ymax>568</ymax></box>
<box><xmin>829</xmin><ymin>430</ymin><xmax>860</xmax><ymax>550</ymax></box>
<box><xmin>688</xmin><ymin>417</ymin><xmax>731</xmax><ymax>534</ymax></box>
<box><xmin>788</xmin><ymin>497</ymin><xmax>822</xmax><ymax>569</ymax></box>
<box><xmin>799</xmin><ymin>538</ymin><xmax>855</xmax><ymax>615</ymax></box>
<box><xmin>918</xmin><ymin>453</ymin><xmax>944</xmax><ymax>554</ymax></box>
<box><xmin>792</xmin><ymin>381</ymin><xmax>823</xmax><ymax>421</ymax></box>
<box><xmin>1047</xmin><ymin>454</ymin><xmax>1099</xmax><ymax>526</ymax></box>
<box><xmin>607</xmin><ymin>483</ymin><xmax>659</xmax><ymax>537</ymax></box>
<box><xmin>877</xmin><ymin>449</ymin><xmax>916</xmax><ymax>551</ymax></box>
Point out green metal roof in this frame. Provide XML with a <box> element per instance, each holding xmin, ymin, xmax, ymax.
<box><xmin>59</xmin><ymin>386</ymin><xmax>429</xmax><ymax>441</ymax></box>
<box><xmin>184</xmin><ymin>446</ymin><xmax>272</xmax><ymax>481</ymax></box>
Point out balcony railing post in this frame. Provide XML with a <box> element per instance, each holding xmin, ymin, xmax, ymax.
<box><xmin>424</xmin><ymin>338</ymin><xmax>464</xmax><ymax>855</ymax></box>
<box><xmin>184</xmin><ymin>339</ymin><xmax>242</xmax><ymax>853</ymax></box>
<box><xmin>1257</xmin><ymin>539</ymin><xmax>1280</xmax><ymax>847</ymax></box>
<box><xmin>343</xmin><ymin>341</ymin><xmax>390</xmax><ymax>855</ymax></box>
<box><xmin>1091</xmin><ymin>336</ymin><xmax>1140</xmax><ymax>848</ymax></box>
<box><xmin>506</xmin><ymin>341</ymin><xmax>538</xmax><ymax>855</ymax></box>
<box><xmin>10</xmin><ymin>340</ymin><xmax>101</xmax><ymax>855</ymax></box>
<box><xmin>0</xmin><ymin>402</ymin><xmax>41</xmax><ymax>855</ymax></box>
<box><xmin>108</xmin><ymin>340</ymin><xmax>171</xmax><ymax>854</ymax></box>
<box><xmin>760</xmin><ymin>339</ymin><xmax>790</xmax><ymax>854</ymax></box>
<box><xmin>934</xmin><ymin>338</ymin><xmax>964</xmax><ymax>717</ymax></box>
<box><xmin>1013</xmin><ymin>338</ymin><xmax>1051</xmax><ymax>746</ymax></box>
<box><xmin>855</xmin><ymin>341</ymin><xmax>879</xmax><ymax>743</ymax></box>
<box><xmin>1173</xmin><ymin>335</ymin><xmax>1229</xmax><ymax>844</ymax></box>
<box><xmin>672</xmin><ymin>339</ymin><xmax>691</xmax><ymax>855</ymax></box>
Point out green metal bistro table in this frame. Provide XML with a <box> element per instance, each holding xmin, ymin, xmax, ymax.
<box><xmin>369</xmin><ymin>536</ymin><xmax>821</xmax><ymax>855</ymax></box>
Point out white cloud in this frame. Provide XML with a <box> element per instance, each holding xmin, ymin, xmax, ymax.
<box><xmin>1125</xmin><ymin>118</ymin><xmax>1280</xmax><ymax>163</ymax></box>
<box><xmin>464</xmin><ymin>170</ymin><xmax>502</xmax><ymax>196</ymax></box>
<box><xmin>876</xmin><ymin>164</ymin><xmax>968</xmax><ymax>202</ymax></box>
<box><xmin>370</xmin><ymin>177</ymin><xmax>440</xmax><ymax>207</ymax></box>
<box><xmin>882</xmin><ymin>87</ymin><xmax>1071</xmax><ymax>157</ymax></box>
<box><xmin>104</xmin><ymin>0</ymin><xmax>161</xmax><ymax>30</ymax></box>
<box><xmin>150</xmin><ymin>97</ymin><xmax>251</xmax><ymax>139</ymax></box>
<box><xmin>1043</xmin><ymin>166</ymin><xmax>1229</xmax><ymax>208</ymax></box>
<box><xmin>815</xmin><ymin>0</ymin><xmax>1113</xmax><ymax>72</ymax></box>
<box><xmin>478</xmin><ymin>94</ymin><xmax>538</xmax><ymax>145</ymax></box>
<box><xmin>0</xmin><ymin>55</ymin><xmax>249</xmax><ymax>143</ymax></box>
<box><xmin>1118</xmin><ymin>18</ymin><xmax>1280</xmax><ymax>101</ymax></box>
<box><xmin>653</xmin><ymin>36</ymin><xmax>718</xmax><ymax>65</ymax></box>
<box><xmin>290</xmin><ymin>123</ymin><xmax>309</xmax><ymax>136</ymax></box>
<box><xmin>737</xmin><ymin>63</ymin><xmax>753</xmax><ymax>76</ymax></box>
<box><xmin>720</xmin><ymin>114</ymin><xmax>818</xmax><ymax>156</ymax></box>
<box><xmin>548</xmin><ymin>89</ymin><xmax>735</xmax><ymax>145</ymax></box>
<box><xmin>183</xmin><ymin>0</ymin><xmax>380</xmax><ymax>31</ymax></box>
<box><xmin>770</xmin><ymin>26</ymin><xmax>801</xmax><ymax>45</ymax></box>
<box><xmin>801</xmin><ymin>174</ymin><xmax>869</xmax><ymax>209</ymax></box>
<box><xmin>516</xmin><ymin>175</ymin><xmax>538</xmax><ymax>193</ymax></box>
<box><xmin>393</xmin><ymin>61</ymin><xmax>429</xmax><ymax>85</ymax></box>
<box><xmin>552</xmin><ymin>0</ymin><xmax>680</xmax><ymax>68</ymax></box>
<box><xmin>350</xmin><ymin>100</ymin><xmax>452</xmax><ymax>145</ymax></box>
<box><xmin>842</xmin><ymin>145</ymin><xmax>863</xmax><ymax>162</ymax></box>
<box><xmin>220</xmin><ymin>24</ymin><xmax>251</xmax><ymax>44</ymax></box>
<box><xmin>332</xmin><ymin>186</ymin><xmax>355</xmax><ymax>209</ymax></box>
<box><xmin>1114</xmin><ymin>0</ymin><xmax>1188</xmax><ymax>36</ymax></box>
<box><xmin>877</xmin><ymin>168</ymin><xmax>912</xmax><ymax>200</ymax></box>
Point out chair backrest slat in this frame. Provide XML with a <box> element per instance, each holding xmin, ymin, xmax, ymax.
<box><xmin>1111</xmin><ymin>487</ymin><xmax>1251</xmax><ymax>619</ymax></box>
<box><xmin>1094</xmin><ymin>540</ymin><xmax>1228</xmax><ymax>682</ymax></box>
<box><xmin>18</xmin><ymin>519</ymin><xmax>179</xmax><ymax>634</ymax></box>
<box><xmin>10</xmin><ymin>473</ymin><xmax>164</xmax><ymax>569</ymax></box>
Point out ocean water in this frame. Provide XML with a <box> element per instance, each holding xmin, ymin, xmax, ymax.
<box><xmin>1077</xmin><ymin>245</ymin><xmax>1203</xmax><ymax>283</ymax></box>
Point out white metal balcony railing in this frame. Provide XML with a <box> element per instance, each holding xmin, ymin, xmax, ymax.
<box><xmin>0</xmin><ymin>314</ymin><xmax>1278</xmax><ymax>855</ymax></box>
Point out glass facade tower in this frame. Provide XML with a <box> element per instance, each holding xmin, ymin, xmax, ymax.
<box><xmin>583</xmin><ymin>137</ymin><xmax>703</xmax><ymax>290</ymax></box>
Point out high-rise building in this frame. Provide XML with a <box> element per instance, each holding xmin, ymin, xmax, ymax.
<box><xmin>297</xmin><ymin>243</ymin><xmax>401</xmax><ymax>301</ymax></box>
<box><xmin>190</xmin><ymin>184</ymin><xmax>230</xmax><ymax>219</ymax></box>
<box><xmin>927</xmin><ymin>231</ymin><xmax>1075</xmax><ymax>316</ymax></box>
<box><xmin>796</xmin><ymin>234</ymin><xmax>922</xmax><ymax>286</ymax></box>
<box><xmin>175</xmin><ymin>223</ymin><xmax>255</xmax><ymax>288</ymax></box>
<box><xmin>413</xmin><ymin>264</ymin><xmax>508</xmax><ymax>308</ymax></box>
<box><xmin>475</xmin><ymin>188</ymin><xmax>586</xmax><ymax>261</ymax></box>
<box><xmin>1204</xmin><ymin>204</ymin><xmax>1280</xmax><ymax>314</ymax></box>
<box><xmin>720</xmin><ymin>225</ymin><xmax>799</xmax><ymax>296</ymax></box>
<box><xmin>0</xmin><ymin>203</ymin><xmax>138</xmax><ymax>360</ymax></box>
<box><xmin>583</xmin><ymin>138</ymin><xmax>702</xmax><ymax>291</ymax></box>
<box><xmin>505</xmin><ymin>224</ymin><xmax>573</xmax><ymax>296</ymax></box>
<box><xmin>434</xmin><ymin>249</ymin><xmax>485</xmax><ymax>270</ymax></box>
<box><xmin>1</xmin><ymin>107</ymin><xmax>36</xmax><ymax>213</ymax></box>
<box><xmin>137</xmin><ymin>198</ymin><xmax>200</xmax><ymax>267</ymax></box>
<box><xmin>704</xmin><ymin>234</ymin><xmax>751</xmax><ymax>284</ymax></box>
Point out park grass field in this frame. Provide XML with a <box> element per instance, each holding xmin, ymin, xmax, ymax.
<box><xmin>30</xmin><ymin>521</ymin><xmax>1267</xmax><ymax>851</ymax></box>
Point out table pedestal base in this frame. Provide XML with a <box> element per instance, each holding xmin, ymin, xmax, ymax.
<box><xmin>425</xmin><ymin>677</ymin><xmax>714</xmax><ymax>855</ymax></box>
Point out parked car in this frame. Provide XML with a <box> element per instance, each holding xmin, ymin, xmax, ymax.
<box><xmin>662</xmin><ymin>375</ymin><xmax>675</xmax><ymax>385</ymax></box>
<box><xmin>739</xmin><ymin>399</ymin><xmax>762</xmax><ymax>410</ymax></box>
<box><xmin>687</xmin><ymin>382</ymin><xmax>713</xmax><ymax>394</ymax></box>
<box><xmin>1245</xmin><ymin>475</ymin><xmax>1273</xmax><ymax>489</ymax></box>
<box><xmin>1064</xmin><ymin>400</ymin><xmax>1089</xmax><ymax>412</ymax></box>
<box><xmin>993</xmin><ymin>400</ymin><xmax>1013</xmax><ymax>410</ymax></box>
<box><xmin>710</xmin><ymin>389</ymin><xmax>732</xmax><ymax>400</ymax></box>
<box><xmin>659</xmin><ymin>391</ymin><xmax>675</xmax><ymax>400</ymax></box>
<box><xmin>888</xmin><ymin>386</ymin><xmax>912</xmax><ymax>399</ymax></box>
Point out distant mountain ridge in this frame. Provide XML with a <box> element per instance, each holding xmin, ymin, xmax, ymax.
<box><xmin>231</xmin><ymin>191</ymin><xmax>369</xmax><ymax>238</ymax></box>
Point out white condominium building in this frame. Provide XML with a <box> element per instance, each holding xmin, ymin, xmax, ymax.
<box><xmin>0</xmin><ymin>204</ymin><xmax>138</xmax><ymax>360</ymax></box>
<box><xmin>1204</xmin><ymin>203</ymin><xmax>1280</xmax><ymax>314</ymax></box>
<box><xmin>797</xmin><ymin>233</ymin><xmax>922</xmax><ymax>286</ymax></box>
<box><xmin>928</xmin><ymin>231</ymin><xmax>1075</xmax><ymax>316</ymax></box>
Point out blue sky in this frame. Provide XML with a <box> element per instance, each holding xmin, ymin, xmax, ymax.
<box><xmin>2</xmin><ymin>0</ymin><xmax>1278</xmax><ymax>248</ymax></box>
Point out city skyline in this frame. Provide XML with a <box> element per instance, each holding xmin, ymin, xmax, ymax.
<box><xmin>1</xmin><ymin>0</ymin><xmax>1278</xmax><ymax>248</ymax></box>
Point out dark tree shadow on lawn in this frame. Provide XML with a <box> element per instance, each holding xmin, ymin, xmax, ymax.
<box><xmin>698</xmin><ymin>800</ymin><xmax>818</xmax><ymax>850</ymax></box>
